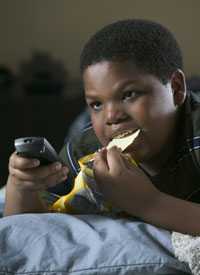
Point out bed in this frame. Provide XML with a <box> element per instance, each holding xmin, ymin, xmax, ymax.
<box><xmin>0</xmin><ymin>207</ymin><xmax>191</xmax><ymax>275</ymax></box>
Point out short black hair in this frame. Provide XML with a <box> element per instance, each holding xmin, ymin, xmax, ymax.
<box><xmin>80</xmin><ymin>19</ymin><xmax>183</xmax><ymax>84</ymax></box>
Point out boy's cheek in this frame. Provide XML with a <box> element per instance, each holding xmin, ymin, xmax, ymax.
<box><xmin>91</xmin><ymin>119</ymin><xmax>103</xmax><ymax>141</ymax></box>
<box><xmin>93</xmin><ymin>127</ymin><xmax>109</xmax><ymax>146</ymax></box>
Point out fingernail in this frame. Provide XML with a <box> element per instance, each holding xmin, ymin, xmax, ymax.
<box><xmin>54</xmin><ymin>162</ymin><xmax>62</xmax><ymax>171</ymax></box>
<box><xmin>112</xmin><ymin>146</ymin><xmax>121</xmax><ymax>151</ymax></box>
<box><xmin>117</xmin><ymin>146</ymin><xmax>122</xmax><ymax>152</ymax></box>
<box><xmin>33</xmin><ymin>159</ymin><xmax>40</xmax><ymax>166</ymax></box>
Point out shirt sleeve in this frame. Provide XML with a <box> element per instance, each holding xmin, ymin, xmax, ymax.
<box><xmin>44</xmin><ymin>125</ymin><xmax>100</xmax><ymax>201</ymax></box>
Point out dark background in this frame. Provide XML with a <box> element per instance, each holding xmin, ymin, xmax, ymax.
<box><xmin>0</xmin><ymin>90</ymin><xmax>85</xmax><ymax>188</ymax></box>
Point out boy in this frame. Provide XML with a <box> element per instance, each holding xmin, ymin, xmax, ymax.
<box><xmin>4</xmin><ymin>19</ymin><xmax>200</xmax><ymax>235</ymax></box>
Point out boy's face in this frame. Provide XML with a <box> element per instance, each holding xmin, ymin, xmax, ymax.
<box><xmin>83</xmin><ymin>60</ymin><xmax>185</xmax><ymax>164</ymax></box>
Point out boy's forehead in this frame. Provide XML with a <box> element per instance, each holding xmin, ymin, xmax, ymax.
<box><xmin>83</xmin><ymin>60</ymin><xmax>140</xmax><ymax>76</ymax></box>
<box><xmin>84</xmin><ymin>61</ymin><xmax>140</xmax><ymax>84</ymax></box>
<box><xmin>83</xmin><ymin>60</ymin><xmax>162</xmax><ymax>91</ymax></box>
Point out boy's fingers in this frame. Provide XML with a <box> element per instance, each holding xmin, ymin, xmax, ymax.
<box><xmin>9</xmin><ymin>163</ymin><xmax>68</xmax><ymax>182</ymax></box>
<box><xmin>29</xmin><ymin>169</ymin><xmax>68</xmax><ymax>190</ymax></box>
<box><xmin>9</xmin><ymin>152</ymin><xmax>40</xmax><ymax>169</ymax></box>
<box><xmin>11</xmin><ymin>167</ymin><xmax>68</xmax><ymax>191</ymax></box>
<box><xmin>42</xmin><ymin>170</ymin><xmax>68</xmax><ymax>188</ymax></box>
<box><xmin>93</xmin><ymin>149</ymin><xmax>109</xmax><ymax>178</ymax></box>
<box><xmin>106</xmin><ymin>147</ymin><xmax>126</xmax><ymax>174</ymax></box>
<box><xmin>31</xmin><ymin>162</ymin><xmax>67</xmax><ymax>179</ymax></box>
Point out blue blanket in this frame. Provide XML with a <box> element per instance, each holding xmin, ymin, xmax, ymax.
<box><xmin>0</xmin><ymin>213</ymin><xmax>190</xmax><ymax>274</ymax></box>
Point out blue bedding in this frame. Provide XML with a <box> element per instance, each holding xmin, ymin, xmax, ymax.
<box><xmin>0</xmin><ymin>213</ymin><xmax>190</xmax><ymax>274</ymax></box>
<box><xmin>0</xmin><ymin>191</ymin><xmax>4</xmax><ymax>218</ymax></box>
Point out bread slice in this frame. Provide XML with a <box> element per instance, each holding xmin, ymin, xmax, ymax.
<box><xmin>107</xmin><ymin>130</ymin><xmax>140</xmax><ymax>151</ymax></box>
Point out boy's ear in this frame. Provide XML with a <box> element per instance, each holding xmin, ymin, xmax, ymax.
<box><xmin>171</xmin><ymin>69</ymin><xmax>187</xmax><ymax>106</ymax></box>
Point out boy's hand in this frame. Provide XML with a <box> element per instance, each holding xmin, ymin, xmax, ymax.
<box><xmin>8</xmin><ymin>152</ymin><xmax>69</xmax><ymax>192</ymax></box>
<box><xmin>93</xmin><ymin>147</ymin><xmax>161</xmax><ymax>217</ymax></box>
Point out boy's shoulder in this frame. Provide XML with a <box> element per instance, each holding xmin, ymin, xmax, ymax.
<box><xmin>189</xmin><ymin>90</ymin><xmax>200</xmax><ymax>105</ymax></box>
<box><xmin>151</xmin><ymin>91</ymin><xmax>200</xmax><ymax>202</ymax></box>
<box><xmin>187</xmin><ymin>90</ymin><xmax>200</xmax><ymax>135</ymax></box>
<box><xmin>176</xmin><ymin>90</ymin><xmax>200</xmax><ymax>155</ymax></box>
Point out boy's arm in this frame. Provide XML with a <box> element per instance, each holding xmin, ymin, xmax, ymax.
<box><xmin>93</xmin><ymin>147</ymin><xmax>200</xmax><ymax>235</ymax></box>
<box><xmin>135</xmin><ymin>191</ymin><xmax>200</xmax><ymax>235</ymax></box>
<box><xmin>4</xmin><ymin>175</ymin><xmax>48</xmax><ymax>216</ymax></box>
<box><xmin>4</xmin><ymin>153</ymin><xmax>68</xmax><ymax>216</ymax></box>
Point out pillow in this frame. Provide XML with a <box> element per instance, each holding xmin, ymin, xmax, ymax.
<box><xmin>0</xmin><ymin>213</ymin><xmax>190</xmax><ymax>274</ymax></box>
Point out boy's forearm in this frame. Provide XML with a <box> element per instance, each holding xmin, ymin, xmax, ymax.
<box><xmin>4</xmin><ymin>175</ymin><xmax>48</xmax><ymax>216</ymax></box>
<box><xmin>141</xmin><ymin>192</ymin><xmax>200</xmax><ymax>235</ymax></box>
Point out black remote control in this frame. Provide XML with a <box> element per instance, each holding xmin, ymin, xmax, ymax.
<box><xmin>14</xmin><ymin>137</ymin><xmax>61</xmax><ymax>165</ymax></box>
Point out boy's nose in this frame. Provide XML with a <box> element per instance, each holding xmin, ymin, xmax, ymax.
<box><xmin>105</xmin><ymin>103</ymin><xmax>127</xmax><ymax>125</ymax></box>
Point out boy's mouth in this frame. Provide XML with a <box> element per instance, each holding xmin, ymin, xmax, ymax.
<box><xmin>111</xmin><ymin>129</ymin><xmax>137</xmax><ymax>139</ymax></box>
<box><xmin>82</xmin><ymin>130</ymin><xmax>140</xmax><ymax>168</ymax></box>
<box><xmin>107</xmin><ymin>129</ymin><xmax>140</xmax><ymax>151</ymax></box>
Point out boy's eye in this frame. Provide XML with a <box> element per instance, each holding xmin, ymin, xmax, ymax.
<box><xmin>122</xmin><ymin>90</ymin><xmax>137</xmax><ymax>101</ymax></box>
<box><xmin>89</xmin><ymin>101</ymin><xmax>102</xmax><ymax>111</ymax></box>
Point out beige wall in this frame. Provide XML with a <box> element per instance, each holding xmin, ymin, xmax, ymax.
<box><xmin>0</xmin><ymin>0</ymin><xmax>199</xmax><ymax>78</ymax></box>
